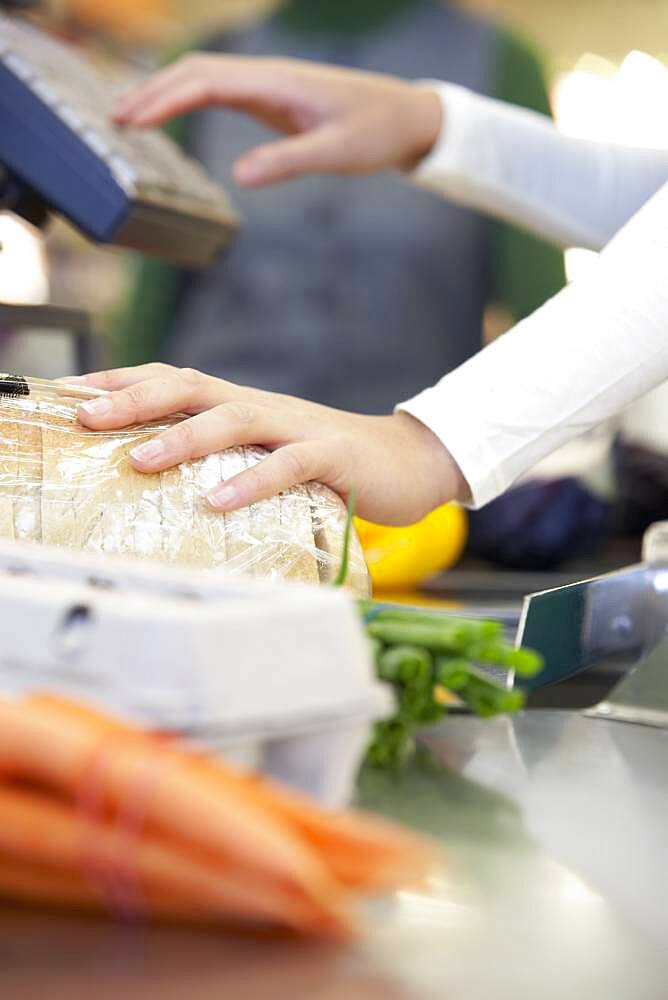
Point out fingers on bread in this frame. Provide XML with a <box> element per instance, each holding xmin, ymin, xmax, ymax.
<box><xmin>0</xmin><ymin>396</ymin><xmax>370</xmax><ymax>596</ymax></box>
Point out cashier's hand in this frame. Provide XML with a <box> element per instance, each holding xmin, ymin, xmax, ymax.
<box><xmin>113</xmin><ymin>55</ymin><xmax>442</xmax><ymax>185</ymax></box>
<box><xmin>72</xmin><ymin>365</ymin><xmax>467</xmax><ymax>525</ymax></box>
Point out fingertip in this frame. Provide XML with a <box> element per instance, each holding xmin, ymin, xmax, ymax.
<box><xmin>77</xmin><ymin>397</ymin><xmax>113</xmax><ymax>425</ymax></box>
<box><xmin>113</xmin><ymin>95</ymin><xmax>158</xmax><ymax>128</ymax></box>
<box><xmin>205</xmin><ymin>484</ymin><xmax>239</xmax><ymax>510</ymax></box>
<box><xmin>233</xmin><ymin>155</ymin><xmax>272</xmax><ymax>188</ymax></box>
<box><xmin>129</xmin><ymin>439</ymin><xmax>167</xmax><ymax>469</ymax></box>
<box><xmin>113</xmin><ymin>94</ymin><xmax>138</xmax><ymax>122</ymax></box>
<box><xmin>116</xmin><ymin>110</ymin><xmax>153</xmax><ymax>128</ymax></box>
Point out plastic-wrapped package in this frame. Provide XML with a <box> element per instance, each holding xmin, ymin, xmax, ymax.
<box><xmin>0</xmin><ymin>377</ymin><xmax>370</xmax><ymax>596</ymax></box>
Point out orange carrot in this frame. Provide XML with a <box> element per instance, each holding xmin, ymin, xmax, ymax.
<box><xmin>0</xmin><ymin>694</ymin><xmax>435</xmax><ymax>935</ymax></box>
<box><xmin>0</xmin><ymin>856</ymin><xmax>110</xmax><ymax>914</ymax></box>
<box><xmin>38</xmin><ymin>695</ymin><xmax>436</xmax><ymax>893</ymax></box>
<box><xmin>0</xmin><ymin>783</ymin><xmax>353</xmax><ymax>936</ymax></box>
<box><xmin>0</xmin><ymin>697</ymin><xmax>353</xmax><ymax>935</ymax></box>
<box><xmin>0</xmin><ymin>857</ymin><xmax>217</xmax><ymax>924</ymax></box>
<box><xmin>198</xmin><ymin>765</ymin><xmax>436</xmax><ymax>892</ymax></box>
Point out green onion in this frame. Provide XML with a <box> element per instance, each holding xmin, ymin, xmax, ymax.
<box><xmin>333</xmin><ymin>505</ymin><xmax>542</xmax><ymax>767</ymax></box>
<box><xmin>360</xmin><ymin>601</ymin><xmax>503</xmax><ymax>639</ymax></box>
<box><xmin>360</xmin><ymin>600</ymin><xmax>541</xmax><ymax>768</ymax></box>
<box><xmin>368</xmin><ymin>619</ymin><xmax>494</xmax><ymax>655</ymax></box>
<box><xmin>334</xmin><ymin>486</ymin><xmax>357</xmax><ymax>588</ymax></box>
<box><xmin>377</xmin><ymin>645</ymin><xmax>432</xmax><ymax>685</ymax></box>
<box><xmin>498</xmin><ymin>647</ymin><xmax>544</xmax><ymax>678</ymax></box>
<box><xmin>435</xmin><ymin>657</ymin><xmax>475</xmax><ymax>691</ymax></box>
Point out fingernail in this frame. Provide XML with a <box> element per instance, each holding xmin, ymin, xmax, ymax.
<box><xmin>79</xmin><ymin>397</ymin><xmax>112</xmax><ymax>417</ymax></box>
<box><xmin>130</xmin><ymin>440</ymin><xmax>165</xmax><ymax>465</ymax></box>
<box><xmin>206</xmin><ymin>485</ymin><xmax>237</xmax><ymax>510</ymax></box>
<box><xmin>57</xmin><ymin>375</ymin><xmax>86</xmax><ymax>384</ymax></box>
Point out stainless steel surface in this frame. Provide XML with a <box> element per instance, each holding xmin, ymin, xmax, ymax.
<box><xmin>3</xmin><ymin>711</ymin><xmax>667</xmax><ymax>999</ymax></box>
<box><xmin>588</xmin><ymin>633</ymin><xmax>668</xmax><ymax>726</ymax></box>
<box><xmin>424</xmin><ymin>567</ymin><xmax>591</xmax><ymax>601</ymax></box>
<box><xmin>514</xmin><ymin>521</ymin><xmax>668</xmax><ymax>704</ymax></box>
<box><xmin>516</xmin><ymin>563</ymin><xmax>668</xmax><ymax>706</ymax></box>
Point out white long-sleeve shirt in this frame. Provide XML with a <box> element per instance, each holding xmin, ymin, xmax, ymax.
<box><xmin>399</xmin><ymin>83</ymin><xmax>668</xmax><ymax>508</ymax></box>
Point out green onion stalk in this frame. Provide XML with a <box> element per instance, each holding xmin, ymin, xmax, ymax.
<box><xmin>360</xmin><ymin>600</ymin><xmax>542</xmax><ymax>767</ymax></box>
<box><xmin>335</xmin><ymin>489</ymin><xmax>544</xmax><ymax>767</ymax></box>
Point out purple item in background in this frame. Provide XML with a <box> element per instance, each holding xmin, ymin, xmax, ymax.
<box><xmin>467</xmin><ymin>477</ymin><xmax>611</xmax><ymax>571</ymax></box>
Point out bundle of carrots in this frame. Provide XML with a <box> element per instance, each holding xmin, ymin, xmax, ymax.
<box><xmin>0</xmin><ymin>694</ymin><xmax>435</xmax><ymax>940</ymax></box>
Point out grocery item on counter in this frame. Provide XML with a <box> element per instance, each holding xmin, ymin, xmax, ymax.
<box><xmin>0</xmin><ymin>377</ymin><xmax>370</xmax><ymax>596</ymax></box>
<box><xmin>362</xmin><ymin>602</ymin><xmax>543</xmax><ymax>767</ymax></box>
<box><xmin>355</xmin><ymin>503</ymin><xmax>467</xmax><ymax>591</ymax></box>
<box><xmin>0</xmin><ymin>693</ymin><xmax>434</xmax><ymax>937</ymax></box>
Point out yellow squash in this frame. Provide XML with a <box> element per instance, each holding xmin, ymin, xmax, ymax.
<box><xmin>355</xmin><ymin>503</ymin><xmax>467</xmax><ymax>591</ymax></box>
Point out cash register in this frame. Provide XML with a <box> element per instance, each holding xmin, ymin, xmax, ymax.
<box><xmin>0</xmin><ymin>4</ymin><xmax>240</xmax><ymax>368</ymax></box>
<box><xmin>0</xmin><ymin>7</ymin><xmax>239</xmax><ymax>265</ymax></box>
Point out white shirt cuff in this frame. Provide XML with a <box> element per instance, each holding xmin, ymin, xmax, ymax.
<box><xmin>397</xmin><ymin>387</ymin><xmax>506</xmax><ymax>511</ymax></box>
<box><xmin>411</xmin><ymin>80</ymin><xmax>487</xmax><ymax>192</ymax></box>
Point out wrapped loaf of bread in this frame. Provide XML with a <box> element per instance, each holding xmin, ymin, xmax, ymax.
<box><xmin>0</xmin><ymin>377</ymin><xmax>370</xmax><ymax>597</ymax></box>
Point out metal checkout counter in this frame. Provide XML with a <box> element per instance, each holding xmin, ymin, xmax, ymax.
<box><xmin>1</xmin><ymin>8</ymin><xmax>668</xmax><ymax>1000</ymax></box>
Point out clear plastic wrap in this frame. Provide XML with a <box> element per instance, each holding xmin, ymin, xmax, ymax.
<box><xmin>0</xmin><ymin>376</ymin><xmax>370</xmax><ymax>597</ymax></box>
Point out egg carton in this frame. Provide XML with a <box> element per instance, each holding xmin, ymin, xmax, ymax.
<box><xmin>0</xmin><ymin>538</ymin><xmax>392</xmax><ymax>805</ymax></box>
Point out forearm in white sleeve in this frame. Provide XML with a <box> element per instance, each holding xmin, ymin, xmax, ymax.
<box><xmin>398</xmin><ymin>180</ymin><xmax>668</xmax><ymax>508</ymax></box>
<box><xmin>412</xmin><ymin>82</ymin><xmax>668</xmax><ymax>251</ymax></box>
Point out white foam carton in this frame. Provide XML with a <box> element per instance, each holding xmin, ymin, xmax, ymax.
<box><xmin>0</xmin><ymin>539</ymin><xmax>392</xmax><ymax>805</ymax></box>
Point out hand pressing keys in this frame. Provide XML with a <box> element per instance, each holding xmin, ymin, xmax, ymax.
<box><xmin>113</xmin><ymin>54</ymin><xmax>443</xmax><ymax>187</ymax></box>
